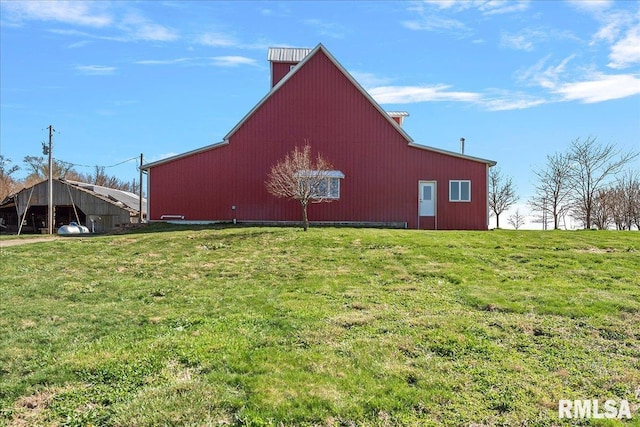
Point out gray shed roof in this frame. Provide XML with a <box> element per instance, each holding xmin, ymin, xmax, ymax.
<box><xmin>64</xmin><ymin>180</ymin><xmax>146</xmax><ymax>212</ymax></box>
<box><xmin>268</xmin><ymin>47</ymin><xmax>313</xmax><ymax>63</ymax></box>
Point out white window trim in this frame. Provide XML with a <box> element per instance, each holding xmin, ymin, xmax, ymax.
<box><xmin>449</xmin><ymin>180</ymin><xmax>471</xmax><ymax>202</ymax></box>
<box><xmin>295</xmin><ymin>170</ymin><xmax>344</xmax><ymax>200</ymax></box>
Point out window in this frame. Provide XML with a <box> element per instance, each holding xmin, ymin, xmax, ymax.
<box><xmin>449</xmin><ymin>180</ymin><xmax>471</xmax><ymax>202</ymax></box>
<box><xmin>295</xmin><ymin>170</ymin><xmax>345</xmax><ymax>200</ymax></box>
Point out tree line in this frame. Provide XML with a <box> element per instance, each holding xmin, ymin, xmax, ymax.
<box><xmin>0</xmin><ymin>155</ymin><xmax>140</xmax><ymax>202</ymax></box>
<box><xmin>490</xmin><ymin>137</ymin><xmax>639</xmax><ymax>230</ymax></box>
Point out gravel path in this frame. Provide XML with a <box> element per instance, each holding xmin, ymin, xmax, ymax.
<box><xmin>0</xmin><ymin>237</ymin><xmax>58</xmax><ymax>247</ymax></box>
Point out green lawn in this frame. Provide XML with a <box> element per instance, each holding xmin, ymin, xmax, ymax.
<box><xmin>1</xmin><ymin>226</ymin><xmax>639</xmax><ymax>426</ymax></box>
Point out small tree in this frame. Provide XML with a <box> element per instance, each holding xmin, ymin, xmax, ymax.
<box><xmin>266</xmin><ymin>144</ymin><xmax>336</xmax><ymax>231</ymax></box>
<box><xmin>488</xmin><ymin>167</ymin><xmax>518</xmax><ymax>229</ymax></box>
<box><xmin>567</xmin><ymin>137</ymin><xmax>638</xmax><ymax>229</ymax></box>
<box><xmin>528</xmin><ymin>152</ymin><xmax>573</xmax><ymax>229</ymax></box>
<box><xmin>507</xmin><ymin>209</ymin><xmax>526</xmax><ymax>230</ymax></box>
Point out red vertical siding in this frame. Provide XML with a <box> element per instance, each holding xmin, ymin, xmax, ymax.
<box><xmin>148</xmin><ymin>48</ymin><xmax>491</xmax><ymax>230</ymax></box>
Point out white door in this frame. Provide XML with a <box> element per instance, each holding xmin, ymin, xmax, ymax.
<box><xmin>419</xmin><ymin>182</ymin><xmax>435</xmax><ymax>216</ymax></box>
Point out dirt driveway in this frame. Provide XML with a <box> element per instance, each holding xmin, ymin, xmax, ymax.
<box><xmin>0</xmin><ymin>237</ymin><xmax>58</xmax><ymax>247</ymax></box>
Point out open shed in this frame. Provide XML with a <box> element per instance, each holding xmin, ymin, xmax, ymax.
<box><xmin>0</xmin><ymin>179</ymin><xmax>146</xmax><ymax>234</ymax></box>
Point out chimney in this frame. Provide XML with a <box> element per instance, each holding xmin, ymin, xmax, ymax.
<box><xmin>460</xmin><ymin>137</ymin><xmax>465</xmax><ymax>154</ymax></box>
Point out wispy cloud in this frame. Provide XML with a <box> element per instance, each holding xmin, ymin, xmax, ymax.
<box><xmin>135</xmin><ymin>56</ymin><xmax>256</xmax><ymax>67</ymax></box>
<box><xmin>516</xmin><ymin>55</ymin><xmax>576</xmax><ymax>89</ymax></box>
<box><xmin>75</xmin><ymin>65</ymin><xmax>117</xmax><ymax>75</ymax></box>
<box><xmin>211</xmin><ymin>56</ymin><xmax>257</xmax><ymax>67</ymax></box>
<box><xmin>303</xmin><ymin>19</ymin><xmax>347</xmax><ymax>39</ymax></box>
<box><xmin>350</xmin><ymin>72</ymin><xmax>394</xmax><ymax>88</ymax></box>
<box><xmin>404</xmin><ymin>1</ymin><xmax>529</xmax><ymax>36</ymax></box>
<box><xmin>195</xmin><ymin>32</ymin><xmax>238</xmax><ymax>47</ymax></box>
<box><xmin>368</xmin><ymin>84</ymin><xmax>481</xmax><ymax>104</ymax></box>
<box><xmin>3</xmin><ymin>1</ymin><xmax>177</xmax><ymax>42</ymax></box>
<box><xmin>402</xmin><ymin>16</ymin><xmax>468</xmax><ymax>33</ymax></box>
<box><xmin>367</xmin><ymin>83</ymin><xmax>545</xmax><ymax>111</ymax></box>
<box><xmin>500</xmin><ymin>28</ymin><xmax>577</xmax><ymax>51</ymax></box>
<box><xmin>552</xmin><ymin>73</ymin><xmax>640</xmax><ymax>103</ymax></box>
<box><xmin>607</xmin><ymin>24</ymin><xmax>640</xmax><ymax>69</ymax></box>
<box><xmin>120</xmin><ymin>13</ymin><xmax>178</xmax><ymax>42</ymax></box>
<box><xmin>2</xmin><ymin>0</ymin><xmax>112</xmax><ymax>27</ymax></box>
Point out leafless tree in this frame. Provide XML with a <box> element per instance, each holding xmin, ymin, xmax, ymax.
<box><xmin>0</xmin><ymin>155</ymin><xmax>21</xmax><ymax>201</ymax></box>
<box><xmin>23</xmin><ymin>155</ymin><xmax>75</xmax><ymax>181</ymax></box>
<box><xmin>528</xmin><ymin>152</ymin><xmax>573</xmax><ymax>229</ymax></box>
<box><xmin>76</xmin><ymin>166</ymin><xmax>139</xmax><ymax>192</ymax></box>
<box><xmin>591</xmin><ymin>188</ymin><xmax>614</xmax><ymax>230</ymax></box>
<box><xmin>611</xmin><ymin>170</ymin><xmax>640</xmax><ymax>230</ymax></box>
<box><xmin>266</xmin><ymin>144</ymin><xmax>337</xmax><ymax>231</ymax></box>
<box><xmin>488</xmin><ymin>167</ymin><xmax>518</xmax><ymax>229</ymax></box>
<box><xmin>567</xmin><ymin>137</ymin><xmax>638</xmax><ymax>229</ymax></box>
<box><xmin>507</xmin><ymin>209</ymin><xmax>526</xmax><ymax>230</ymax></box>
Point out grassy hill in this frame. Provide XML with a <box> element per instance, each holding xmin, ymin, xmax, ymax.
<box><xmin>1</xmin><ymin>226</ymin><xmax>639</xmax><ymax>426</ymax></box>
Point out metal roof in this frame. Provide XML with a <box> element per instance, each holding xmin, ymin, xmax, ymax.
<box><xmin>386</xmin><ymin>111</ymin><xmax>409</xmax><ymax>117</ymax></box>
<box><xmin>64</xmin><ymin>180</ymin><xmax>147</xmax><ymax>212</ymax></box>
<box><xmin>268</xmin><ymin>47</ymin><xmax>313</xmax><ymax>63</ymax></box>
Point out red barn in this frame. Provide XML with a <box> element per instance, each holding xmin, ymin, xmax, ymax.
<box><xmin>142</xmin><ymin>44</ymin><xmax>496</xmax><ymax>230</ymax></box>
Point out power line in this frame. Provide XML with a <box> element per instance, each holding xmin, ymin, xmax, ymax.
<box><xmin>53</xmin><ymin>156</ymin><xmax>139</xmax><ymax>170</ymax></box>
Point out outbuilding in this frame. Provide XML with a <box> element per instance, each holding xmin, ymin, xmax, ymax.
<box><xmin>141</xmin><ymin>44</ymin><xmax>496</xmax><ymax>230</ymax></box>
<box><xmin>0</xmin><ymin>179</ymin><xmax>145</xmax><ymax>234</ymax></box>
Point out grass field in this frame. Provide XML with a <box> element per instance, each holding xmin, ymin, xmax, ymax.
<box><xmin>1</xmin><ymin>225</ymin><xmax>639</xmax><ymax>426</ymax></box>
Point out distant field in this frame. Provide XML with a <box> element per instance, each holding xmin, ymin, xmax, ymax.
<box><xmin>1</xmin><ymin>225</ymin><xmax>639</xmax><ymax>426</ymax></box>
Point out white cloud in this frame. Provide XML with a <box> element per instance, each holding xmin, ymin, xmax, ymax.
<box><xmin>135</xmin><ymin>58</ymin><xmax>193</xmax><ymax>66</ymax></box>
<box><xmin>402</xmin><ymin>16</ymin><xmax>468</xmax><ymax>33</ymax></box>
<box><xmin>414</xmin><ymin>0</ymin><xmax>529</xmax><ymax>15</ymax></box>
<box><xmin>303</xmin><ymin>19</ymin><xmax>347</xmax><ymax>39</ymax></box>
<box><xmin>567</xmin><ymin>0</ymin><xmax>613</xmax><ymax>14</ymax></box>
<box><xmin>608</xmin><ymin>25</ymin><xmax>640</xmax><ymax>69</ymax></box>
<box><xmin>368</xmin><ymin>83</ymin><xmax>546</xmax><ymax>111</ymax></box>
<box><xmin>3</xmin><ymin>2</ymin><xmax>178</xmax><ymax>42</ymax></box>
<box><xmin>134</xmin><ymin>56</ymin><xmax>257</xmax><ymax>68</ymax></box>
<box><xmin>501</xmin><ymin>33</ymin><xmax>535</xmax><ymax>51</ymax></box>
<box><xmin>501</xmin><ymin>28</ymin><xmax>578</xmax><ymax>51</ymax></box>
<box><xmin>120</xmin><ymin>13</ymin><xmax>178</xmax><ymax>42</ymax></box>
<box><xmin>517</xmin><ymin>55</ymin><xmax>576</xmax><ymax>89</ymax></box>
<box><xmin>369</xmin><ymin>84</ymin><xmax>481</xmax><ymax>104</ymax></box>
<box><xmin>211</xmin><ymin>56</ymin><xmax>257</xmax><ymax>67</ymax></box>
<box><xmin>2</xmin><ymin>0</ymin><xmax>112</xmax><ymax>27</ymax></box>
<box><xmin>479</xmin><ymin>0</ymin><xmax>530</xmax><ymax>16</ymax></box>
<box><xmin>553</xmin><ymin>73</ymin><xmax>640</xmax><ymax>103</ymax></box>
<box><xmin>196</xmin><ymin>32</ymin><xmax>238</xmax><ymax>47</ymax></box>
<box><xmin>350</xmin><ymin>71</ymin><xmax>393</xmax><ymax>88</ymax></box>
<box><xmin>75</xmin><ymin>65</ymin><xmax>116</xmax><ymax>75</ymax></box>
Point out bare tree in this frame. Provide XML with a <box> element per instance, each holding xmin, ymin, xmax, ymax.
<box><xmin>23</xmin><ymin>155</ymin><xmax>75</xmax><ymax>181</ymax></box>
<box><xmin>0</xmin><ymin>155</ymin><xmax>21</xmax><ymax>201</ymax></box>
<box><xmin>567</xmin><ymin>137</ymin><xmax>638</xmax><ymax>229</ymax></box>
<box><xmin>266</xmin><ymin>144</ymin><xmax>338</xmax><ymax>231</ymax></box>
<box><xmin>611</xmin><ymin>170</ymin><xmax>640</xmax><ymax>230</ymax></box>
<box><xmin>507</xmin><ymin>209</ymin><xmax>526</xmax><ymax>230</ymax></box>
<box><xmin>591</xmin><ymin>188</ymin><xmax>614</xmax><ymax>230</ymax></box>
<box><xmin>528</xmin><ymin>152</ymin><xmax>573</xmax><ymax>229</ymax></box>
<box><xmin>488</xmin><ymin>167</ymin><xmax>518</xmax><ymax>229</ymax></box>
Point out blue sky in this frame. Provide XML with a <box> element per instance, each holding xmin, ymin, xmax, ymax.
<box><xmin>1</xmin><ymin>0</ymin><xmax>639</xmax><ymax>227</ymax></box>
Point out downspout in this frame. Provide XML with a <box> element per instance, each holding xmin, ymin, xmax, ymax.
<box><xmin>486</xmin><ymin>164</ymin><xmax>490</xmax><ymax>229</ymax></box>
<box><xmin>145</xmin><ymin>168</ymin><xmax>151</xmax><ymax>221</ymax></box>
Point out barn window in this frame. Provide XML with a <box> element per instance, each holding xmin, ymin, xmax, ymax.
<box><xmin>295</xmin><ymin>170</ymin><xmax>344</xmax><ymax>200</ymax></box>
<box><xmin>449</xmin><ymin>180</ymin><xmax>471</xmax><ymax>202</ymax></box>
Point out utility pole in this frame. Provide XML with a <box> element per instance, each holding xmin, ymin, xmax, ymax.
<box><xmin>139</xmin><ymin>153</ymin><xmax>144</xmax><ymax>223</ymax></box>
<box><xmin>43</xmin><ymin>125</ymin><xmax>54</xmax><ymax>234</ymax></box>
